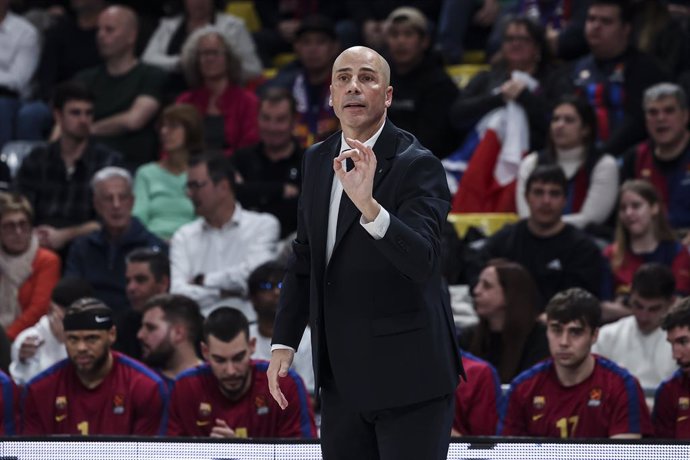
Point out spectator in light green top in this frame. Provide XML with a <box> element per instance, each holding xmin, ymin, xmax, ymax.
<box><xmin>133</xmin><ymin>104</ymin><xmax>204</xmax><ymax>240</ymax></box>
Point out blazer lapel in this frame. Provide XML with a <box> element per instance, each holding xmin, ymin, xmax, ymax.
<box><xmin>310</xmin><ymin>136</ymin><xmax>339</xmax><ymax>272</ymax></box>
<box><xmin>331</xmin><ymin>120</ymin><xmax>398</xmax><ymax>257</ymax></box>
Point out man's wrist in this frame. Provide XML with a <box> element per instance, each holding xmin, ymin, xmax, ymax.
<box><xmin>361</xmin><ymin>199</ymin><xmax>381</xmax><ymax>223</ymax></box>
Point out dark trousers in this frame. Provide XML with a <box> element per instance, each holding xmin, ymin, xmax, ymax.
<box><xmin>320</xmin><ymin>381</ymin><xmax>454</xmax><ymax>460</ymax></box>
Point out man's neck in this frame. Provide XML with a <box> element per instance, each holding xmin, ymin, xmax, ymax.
<box><xmin>106</xmin><ymin>53</ymin><xmax>138</xmax><ymax>77</ymax></box>
<box><xmin>264</xmin><ymin>140</ymin><xmax>295</xmax><ymax>162</ymax></box>
<box><xmin>205</xmin><ymin>201</ymin><xmax>235</xmax><ymax>229</ymax></box>
<box><xmin>342</xmin><ymin>118</ymin><xmax>385</xmax><ymax>145</ymax></box>
<box><xmin>592</xmin><ymin>45</ymin><xmax>627</xmax><ymax>62</ymax></box>
<box><xmin>76</xmin><ymin>352</ymin><xmax>113</xmax><ymax>389</ymax></box>
<box><xmin>163</xmin><ymin>344</ymin><xmax>202</xmax><ymax>380</ymax></box>
<box><xmin>555</xmin><ymin>354</ymin><xmax>595</xmax><ymax>387</ymax></box>
<box><xmin>106</xmin><ymin>221</ymin><xmax>132</xmax><ymax>241</ymax></box>
<box><xmin>656</xmin><ymin>131</ymin><xmax>690</xmax><ymax>161</ymax></box>
<box><xmin>527</xmin><ymin>219</ymin><xmax>565</xmax><ymax>238</ymax></box>
<box><xmin>257</xmin><ymin>318</ymin><xmax>274</xmax><ymax>338</ymax></box>
<box><xmin>60</xmin><ymin>135</ymin><xmax>88</xmax><ymax>168</ymax></box>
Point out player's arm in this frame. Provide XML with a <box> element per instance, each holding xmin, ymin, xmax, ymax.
<box><xmin>652</xmin><ymin>381</ymin><xmax>677</xmax><ymax>439</ymax></box>
<box><xmin>19</xmin><ymin>385</ymin><xmax>47</xmax><ymax>435</ymax></box>
<box><xmin>608</xmin><ymin>373</ymin><xmax>652</xmax><ymax>438</ymax></box>
<box><xmin>133</xmin><ymin>379</ymin><xmax>168</xmax><ymax>435</ymax></box>
<box><xmin>498</xmin><ymin>384</ymin><xmax>527</xmax><ymax>436</ymax></box>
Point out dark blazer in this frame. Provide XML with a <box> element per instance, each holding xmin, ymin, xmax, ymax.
<box><xmin>273</xmin><ymin>120</ymin><xmax>463</xmax><ymax>412</ymax></box>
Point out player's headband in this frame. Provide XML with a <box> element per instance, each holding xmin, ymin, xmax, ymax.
<box><xmin>63</xmin><ymin>298</ymin><xmax>113</xmax><ymax>331</ymax></box>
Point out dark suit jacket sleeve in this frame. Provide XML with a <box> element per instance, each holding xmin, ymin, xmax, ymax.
<box><xmin>373</xmin><ymin>153</ymin><xmax>451</xmax><ymax>283</ymax></box>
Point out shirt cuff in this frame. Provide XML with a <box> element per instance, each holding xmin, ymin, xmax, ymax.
<box><xmin>271</xmin><ymin>344</ymin><xmax>296</xmax><ymax>353</ymax></box>
<box><xmin>360</xmin><ymin>206</ymin><xmax>390</xmax><ymax>240</ymax></box>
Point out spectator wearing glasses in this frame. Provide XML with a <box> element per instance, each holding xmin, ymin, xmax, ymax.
<box><xmin>0</xmin><ymin>193</ymin><xmax>60</xmax><ymax>341</ymax></box>
<box><xmin>170</xmin><ymin>153</ymin><xmax>279</xmax><ymax>318</ymax></box>
<box><xmin>247</xmin><ymin>261</ymin><xmax>314</xmax><ymax>394</ymax></box>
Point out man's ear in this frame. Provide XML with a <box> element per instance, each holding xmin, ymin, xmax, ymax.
<box><xmin>201</xmin><ymin>341</ymin><xmax>209</xmax><ymax>361</ymax></box>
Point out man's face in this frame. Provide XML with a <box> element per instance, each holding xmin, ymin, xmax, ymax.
<box><xmin>547</xmin><ymin>319</ymin><xmax>598</xmax><ymax>370</ymax></box>
<box><xmin>668</xmin><ymin>326</ymin><xmax>690</xmax><ymax>375</ymax></box>
<box><xmin>65</xmin><ymin>328</ymin><xmax>115</xmax><ymax>376</ymax></box>
<box><xmin>250</xmin><ymin>278</ymin><xmax>282</xmax><ymax>319</ymax></box>
<box><xmin>525</xmin><ymin>181</ymin><xmax>566</xmax><ymax>229</ymax></box>
<box><xmin>186</xmin><ymin>163</ymin><xmax>226</xmax><ymax>219</ymax></box>
<box><xmin>584</xmin><ymin>5</ymin><xmax>630</xmax><ymax>58</ymax></box>
<box><xmin>294</xmin><ymin>32</ymin><xmax>338</xmax><ymax>75</ymax></box>
<box><xmin>645</xmin><ymin>96</ymin><xmax>689</xmax><ymax>150</ymax></box>
<box><xmin>202</xmin><ymin>333</ymin><xmax>255</xmax><ymax>401</ymax></box>
<box><xmin>125</xmin><ymin>262</ymin><xmax>168</xmax><ymax>312</ymax></box>
<box><xmin>93</xmin><ymin>177</ymin><xmax>134</xmax><ymax>234</ymax></box>
<box><xmin>258</xmin><ymin>99</ymin><xmax>294</xmax><ymax>151</ymax></box>
<box><xmin>97</xmin><ymin>8</ymin><xmax>135</xmax><ymax>60</ymax></box>
<box><xmin>630</xmin><ymin>292</ymin><xmax>673</xmax><ymax>335</ymax></box>
<box><xmin>385</xmin><ymin>23</ymin><xmax>427</xmax><ymax>70</ymax></box>
<box><xmin>197</xmin><ymin>34</ymin><xmax>227</xmax><ymax>81</ymax></box>
<box><xmin>330</xmin><ymin>47</ymin><xmax>393</xmax><ymax>136</ymax></box>
<box><xmin>137</xmin><ymin>306</ymin><xmax>175</xmax><ymax>368</ymax></box>
<box><xmin>56</xmin><ymin>100</ymin><xmax>93</xmax><ymax>141</ymax></box>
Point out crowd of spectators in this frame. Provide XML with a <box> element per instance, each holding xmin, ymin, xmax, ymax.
<box><xmin>0</xmin><ymin>0</ymin><xmax>688</xmax><ymax>441</ymax></box>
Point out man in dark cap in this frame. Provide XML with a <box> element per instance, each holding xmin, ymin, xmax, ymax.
<box><xmin>21</xmin><ymin>298</ymin><xmax>167</xmax><ymax>435</ymax></box>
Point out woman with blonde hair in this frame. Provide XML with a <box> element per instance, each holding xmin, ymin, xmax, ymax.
<box><xmin>133</xmin><ymin>103</ymin><xmax>204</xmax><ymax>240</ymax></box>
<box><xmin>602</xmin><ymin>180</ymin><xmax>690</xmax><ymax>318</ymax></box>
<box><xmin>0</xmin><ymin>193</ymin><xmax>60</xmax><ymax>340</ymax></box>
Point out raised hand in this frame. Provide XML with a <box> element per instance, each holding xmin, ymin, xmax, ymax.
<box><xmin>334</xmin><ymin>138</ymin><xmax>381</xmax><ymax>222</ymax></box>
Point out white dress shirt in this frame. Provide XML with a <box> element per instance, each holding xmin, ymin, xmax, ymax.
<box><xmin>170</xmin><ymin>203</ymin><xmax>280</xmax><ymax>317</ymax></box>
<box><xmin>0</xmin><ymin>12</ymin><xmax>39</xmax><ymax>98</ymax></box>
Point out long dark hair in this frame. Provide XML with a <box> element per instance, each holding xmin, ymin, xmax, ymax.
<box><xmin>469</xmin><ymin>259</ymin><xmax>541</xmax><ymax>382</ymax></box>
<box><xmin>540</xmin><ymin>94</ymin><xmax>602</xmax><ymax>173</ymax></box>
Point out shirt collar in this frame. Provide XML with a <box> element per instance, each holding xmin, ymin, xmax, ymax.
<box><xmin>202</xmin><ymin>202</ymin><xmax>243</xmax><ymax>231</ymax></box>
<box><xmin>339</xmin><ymin>121</ymin><xmax>386</xmax><ymax>153</ymax></box>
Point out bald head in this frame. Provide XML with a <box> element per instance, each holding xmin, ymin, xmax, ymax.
<box><xmin>333</xmin><ymin>46</ymin><xmax>390</xmax><ymax>87</ymax></box>
<box><xmin>97</xmin><ymin>5</ymin><xmax>139</xmax><ymax>59</ymax></box>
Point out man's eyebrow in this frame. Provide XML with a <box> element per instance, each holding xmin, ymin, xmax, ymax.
<box><xmin>334</xmin><ymin>67</ymin><xmax>352</xmax><ymax>74</ymax></box>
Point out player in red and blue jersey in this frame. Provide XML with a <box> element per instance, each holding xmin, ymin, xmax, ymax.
<box><xmin>0</xmin><ymin>370</ymin><xmax>18</xmax><ymax>435</ymax></box>
<box><xmin>21</xmin><ymin>298</ymin><xmax>168</xmax><ymax>435</ymax></box>
<box><xmin>654</xmin><ymin>297</ymin><xmax>690</xmax><ymax>438</ymax></box>
<box><xmin>453</xmin><ymin>351</ymin><xmax>501</xmax><ymax>436</ymax></box>
<box><xmin>167</xmin><ymin>307</ymin><xmax>316</xmax><ymax>438</ymax></box>
<box><xmin>500</xmin><ymin>288</ymin><xmax>652</xmax><ymax>438</ymax></box>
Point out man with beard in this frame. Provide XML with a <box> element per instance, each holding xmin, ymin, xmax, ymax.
<box><xmin>137</xmin><ymin>293</ymin><xmax>203</xmax><ymax>389</ymax></box>
<box><xmin>167</xmin><ymin>307</ymin><xmax>315</xmax><ymax>438</ymax></box>
<box><xmin>21</xmin><ymin>298</ymin><xmax>168</xmax><ymax>435</ymax></box>
<box><xmin>653</xmin><ymin>297</ymin><xmax>690</xmax><ymax>438</ymax></box>
<box><xmin>115</xmin><ymin>248</ymin><xmax>170</xmax><ymax>359</ymax></box>
<box><xmin>500</xmin><ymin>288</ymin><xmax>652</xmax><ymax>438</ymax></box>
